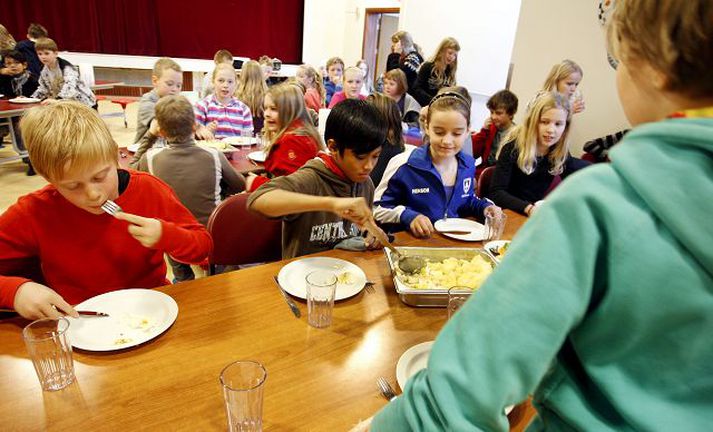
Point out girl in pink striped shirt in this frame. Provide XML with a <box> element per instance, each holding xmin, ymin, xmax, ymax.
<box><xmin>195</xmin><ymin>63</ymin><xmax>254</xmax><ymax>140</ymax></box>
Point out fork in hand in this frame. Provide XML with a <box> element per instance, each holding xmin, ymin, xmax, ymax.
<box><xmin>377</xmin><ymin>377</ymin><xmax>398</xmax><ymax>401</ymax></box>
<box><xmin>101</xmin><ymin>199</ymin><xmax>123</xmax><ymax>217</ymax></box>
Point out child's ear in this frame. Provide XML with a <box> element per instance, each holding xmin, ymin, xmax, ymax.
<box><xmin>326</xmin><ymin>139</ymin><xmax>338</xmax><ymax>154</ymax></box>
<box><xmin>151</xmin><ymin>75</ymin><xmax>159</xmax><ymax>87</ymax></box>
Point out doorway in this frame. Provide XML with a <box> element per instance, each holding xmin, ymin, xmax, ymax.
<box><xmin>362</xmin><ymin>8</ymin><xmax>400</xmax><ymax>90</ymax></box>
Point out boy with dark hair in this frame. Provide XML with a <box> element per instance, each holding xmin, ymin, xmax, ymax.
<box><xmin>31</xmin><ymin>37</ymin><xmax>96</xmax><ymax>107</ymax></box>
<box><xmin>137</xmin><ymin>95</ymin><xmax>245</xmax><ymax>281</ymax></box>
<box><xmin>15</xmin><ymin>23</ymin><xmax>47</xmax><ymax>76</ymax></box>
<box><xmin>471</xmin><ymin>89</ymin><xmax>518</xmax><ymax>176</ymax></box>
<box><xmin>248</xmin><ymin>99</ymin><xmax>388</xmax><ymax>258</ymax></box>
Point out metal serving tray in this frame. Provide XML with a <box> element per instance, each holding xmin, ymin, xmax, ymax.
<box><xmin>384</xmin><ymin>247</ymin><xmax>498</xmax><ymax>307</ymax></box>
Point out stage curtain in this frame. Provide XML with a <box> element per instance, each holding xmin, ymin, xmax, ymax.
<box><xmin>2</xmin><ymin>0</ymin><xmax>304</xmax><ymax>62</ymax></box>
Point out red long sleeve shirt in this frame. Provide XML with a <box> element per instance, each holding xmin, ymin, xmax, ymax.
<box><xmin>249</xmin><ymin>132</ymin><xmax>321</xmax><ymax>191</ymax></box>
<box><xmin>0</xmin><ymin>171</ymin><xmax>212</xmax><ymax>308</ymax></box>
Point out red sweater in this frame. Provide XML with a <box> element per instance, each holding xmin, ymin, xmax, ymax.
<box><xmin>471</xmin><ymin>123</ymin><xmax>498</xmax><ymax>178</ymax></box>
<box><xmin>249</xmin><ymin>131</ymin><xmax>320</xmax><ymax>191</ymax></box>
<box><xmin>0</xmin><ymin>170</ymin><xmax>212</xmax><ymax>308</ymax></box>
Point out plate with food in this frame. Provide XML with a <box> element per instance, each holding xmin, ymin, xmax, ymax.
<box><xmin>277</xmin><ymin>257</ymin><xmax>367</xmax><ymax>300</ymax></box>
<box><xmin>197</xmin><ymin>140</ymin><xmax>240</xmax><ymax>152</ymax></box>
<box><xmin>484</xmin><ymin>240</ymin><xmax>511</xmax><ymax>263</ymax></box>
<box><xmin>9</xmin><ymin>96</ymin><xmax>41</xmax><ymax>104</ymax></box>
<box><xmin>396</xmin><ymin>340</ymin><xmax>514</xmax><ymax>414</ymax></box>
<box><xmin>223</xmin><ymin>136</ymin><xmax>258</xmax><ymax>146</ymax></box>
<box><xmin>248</xmin><ymin>150</ymin><xmax>267</xmax><ymax>163</ymax></box>
<box><xmin>66</xmin><ymin>289</ymin><xmax>178</xmax><ymax>351</ymax></box>
<box><xmin>434</xmin><ymin>218</ymin><xmax>486</xmax><ymax>241</ymax></box>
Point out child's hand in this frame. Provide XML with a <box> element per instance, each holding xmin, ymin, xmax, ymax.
<box><xmin>364</xmin><ymin>225</ymin><xmax>387</xmax><ymax>250</ymax></box>
<box><xmin>195</xmin><ymin>125</ymin><xmax>215</xmax><ymax>140</ymax></box>
<box><xmin>207</xmin><ymin>121</ymin><xmax>218</xmax><ymax>132</ymax></box>
<box><xmin>484</xmin><ymin>204</ymin><xmax>503</xmax><ymax>219</ymax></box>
<box><xmin>572</xmin><ymin>98</ymin><xmax>586</xmax><ymax>113</ymax></box>
<box><xmin>332</xmin><ymin>197</ymin><xmax>374</xmax><ymax>227</ymax></box>
<box><xmin>410</xmin><ymin>214</ymin><xmax>434</xmax><ymax>238</ymax></box>
<box><xmin>13</xmin><ymin>281</ymin><xmax>78</xmax><ymax>320</ymax></box>
<box><xmin>483</xmin><ymin>116</ymin><xmax>493</xmax><ymax>129</ymax></box>
<box><xmin>148</xmin><ymin>118</ymin><xmax>160</xmax><ymax>136</ymax></box>
<box><xmin>349</xmin><ymin>417</ymin><xmax>372</xmax><ymax>432</ymax></box>
<box><xmin>114</xmin><ymin>212</ymin><xmax>163</xmax><ymax>248</ymax></box>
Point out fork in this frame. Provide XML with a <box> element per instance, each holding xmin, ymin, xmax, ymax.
<box><xmin>364</xmin><ymin>281</ymin><xmax>376</xmax><ymax>294</ymax></box>
<box><xmin>377</xmin><ymin>377</ymin><xmax>398</xmax><ymax>401</ymax></box>
<box><xmin>101</xmin><ymin>199</ymin><xmax>123</xmax><ymax>217</ymax></box>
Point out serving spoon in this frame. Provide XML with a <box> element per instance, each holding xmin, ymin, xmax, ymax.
<box><xmin>363</xmin><ymin>220</ymin><xmax>426</xmax><ymax>274</ymax></box>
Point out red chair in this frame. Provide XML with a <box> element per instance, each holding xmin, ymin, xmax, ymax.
<box><xmin>477</xmin><ymin>166</ymin><xmax>496</xmax><ymax>198</ymax></box>
<box><xmin>206</xmin><ymin>193</ymin><xmax>282</xmax><ymax>275</ymax></box>
<box><xmin>97</xmin><ymin>96</ymin><xmax>135</xmax><ymax>128</ymax></box>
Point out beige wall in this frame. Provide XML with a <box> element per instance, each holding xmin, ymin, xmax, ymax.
<box><xmin>509</xmin><ymin>0</ymin><xmax>631</xmax><ymax>155</ymax></box>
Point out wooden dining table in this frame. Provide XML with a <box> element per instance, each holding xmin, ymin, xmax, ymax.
<box><xmin>0</xmin><ymin>98</ymin><xmax>41</xmax><ymax>164</ymax></box>
<box><xmin>0</xmin><ymin>211</ymin><xmax>536</xmax><ymax>431</ymax></box>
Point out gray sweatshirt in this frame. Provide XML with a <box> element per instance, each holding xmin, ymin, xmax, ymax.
<box><xmin>137</xmin><ymin>137</ymin><xmax>245</xmax><ymax>225</ymax></box>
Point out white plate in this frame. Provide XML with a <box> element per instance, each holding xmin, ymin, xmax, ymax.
<box><xmin>127</xmin><ymin>143</ymin><xmax>140</xmax><ymax>153</ymax></box>
<box><xmin>396</xmin><ymin>341</ymin><xmax>514</xmax><ymax>414</ymax></box>
<box><xmin>484</xmin><ymin>240</ymin><xmax>511</xmax><ymax>263</ymax></box>
<box><xmin>66</xmin><ymin>289</ymin><xmax>178</xmax><ymax>352</ymax></box>
<box><xmin>9</xmin><ymin>97</ymin><xmax>41</xmax><ymax>104</ymax></box>
<box><xmin>248</xmin><ymin>150</ymin><xmax>267</xmax><ymax>163</ymax></box>
<box><xmin>396</xmin><ymin>341</ymin><xmax>434</xmax><ymax>390</ymax></box>
<box><xmin>223</xmin><ymin>136</ymin><xmax>258</xmax><ymax>146</ymax></box>
<box><xmin>434</xmin><ymin>218</ymin><xmax>486</xmax><ymax>241</ymax></box>
<box><xmin>277</xmin><ymin>257</ymin><xmax>367</xmax><ymax>300</ymax></box>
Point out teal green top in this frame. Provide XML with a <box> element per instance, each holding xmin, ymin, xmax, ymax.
<box><xmin>371</xmin><ymin>118</ymin><xmax>713</xmax><ymax>431</ymax></box>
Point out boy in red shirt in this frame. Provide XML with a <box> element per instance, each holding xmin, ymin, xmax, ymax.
<box><xmin>471</xmin><ymin>89</ymin><xmax>518</xmax><ymax>178</ymax></box>
<box><xmin>0</xmin><ymin>101</ymin><xmax>212</xmax><ymax>319</ymax></box>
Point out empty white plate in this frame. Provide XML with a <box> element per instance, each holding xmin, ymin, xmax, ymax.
<box><xmin>434</xmin><ymin>218</ymin><xmax>486</xmax><ymax>241</ymax></box>
<box><xmin>9</xmin><ymin>97</ymin><xmax>41</xmax><ymax>104</ymax></box>
<box><xmin>66</xmin><ymin>289</ymin><xmax>178</xmax><ymax>351</ymax></box>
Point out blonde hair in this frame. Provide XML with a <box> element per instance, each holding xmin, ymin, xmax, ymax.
<box><xmin>428</xmin><ymin>37</ymin><xmax>460</xmax><ymax>88</ymax></box>
<box><xmin>502</xmin><ymin>92</ymin><xmax>572</xmax><ymax>176</ymax></box>
<box><xmin>384</xmin><ymin>69</ymin><xmax>408</xmax><ymax>95</ymax></box>
<box><xmin>262</xmin><ymin>84</ymin><xmax>323</xmax><ymax>155</ymax></box>
<box><xmin>236</xmin><ymin>60</ymin><xmax>267</xmax><ymax>117</ymax></box>
<box><xmin>152</xmin><ymin>57</ymin><xmax>182</xmax><ymax>79</ymax></box>
<box><xmin>297</xmin><ymin>64</ymin><xmax>326</xmax><ymax>104</ymax></box>
<box><xmin>0</xmin><ymin>25</ymin><xmax>16</xmax><ymax>51</ymax></box>
<box><xmin>155</xmin><ymin>95</ymin><xmax>195</xmax><ymax>141</ymax></box>
<box><xmin>608</xmin><ymin>0</ymin><xmax>713</xmax><ymax>97</ymax></box>
<box><xmin>35</xmin><ymin>37</ymin><xmax>58</xmax><ymax>52</ymax></box>
<box><xmin>21</xmin><ymin>101</ymin><xmax>118</xmax><ymax>181</ymax></box>
<box><xmin>213</xmin><ymin>49</ymin><xmax>233</xmax><ymax>64</ymax></box>
<box><xmin>343</xmin><ymin>66</ymin><xmax>364</xmax><ymax>81</ymax></box>
<box><xmin>541</xmin><ymin>59</ymin><xmax>583</xmax><ymax>92</ymax></box>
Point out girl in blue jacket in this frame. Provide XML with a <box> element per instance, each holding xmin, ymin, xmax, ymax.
<box><xmin>373</xmin><ymin>92</ymin><xmax>501</xmax><ymax>237</ymax></box>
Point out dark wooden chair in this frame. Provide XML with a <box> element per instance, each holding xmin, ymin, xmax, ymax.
<box><xmin>206</xmin><ymin>193</ymin><xmax>282</xmax><ymax>275</ymax></box>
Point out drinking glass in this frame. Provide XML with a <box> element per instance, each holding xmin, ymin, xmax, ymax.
<box><xmin>220</xmin><ymin>360</ymin><xmax>267</xmax><ymax>432</ymax></box>
<box><xmin>23</xmin><ymin>317</ymin><xmax>76</xmax><ymax>391</ymax></box>
<box><xmin>485</xmin><ymin>212</ymin><xmax>507</xmax><ymax>241</ymax></box>
<box><xmin>447</xmin><ymin>287</ymin><xmax>474</xmax><ymax>319</ymax></box>
<box><xmin>306</xmin><ymin>270</ymin><xmax>337</xmax><ymax>328</ymax></box>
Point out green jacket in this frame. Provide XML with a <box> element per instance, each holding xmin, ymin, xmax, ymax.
<box><xmin>371</xmin><ymin>117</ymin><xmax>713</xmax><ymax>431</ymax></box>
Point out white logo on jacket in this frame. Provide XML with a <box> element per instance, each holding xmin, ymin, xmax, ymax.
<box><xmin>463</xmin><ymin>178</ymin><xmax>472</xmax><ymax>194</ymax></box>
<box><xmin>412</xmin><ymin>188</ymin><xmax>430</xmax><ymax>194</ymax></box>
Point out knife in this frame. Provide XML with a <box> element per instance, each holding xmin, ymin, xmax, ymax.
<box><xmin>273</xmin><ymin>276</ymin><xmax>301</xmax><ymax>318</ymax></box>
<box><xmin>76</xmin><ymin>310</ymin><xmax>110</xmax><ymax>317</ymax></box>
